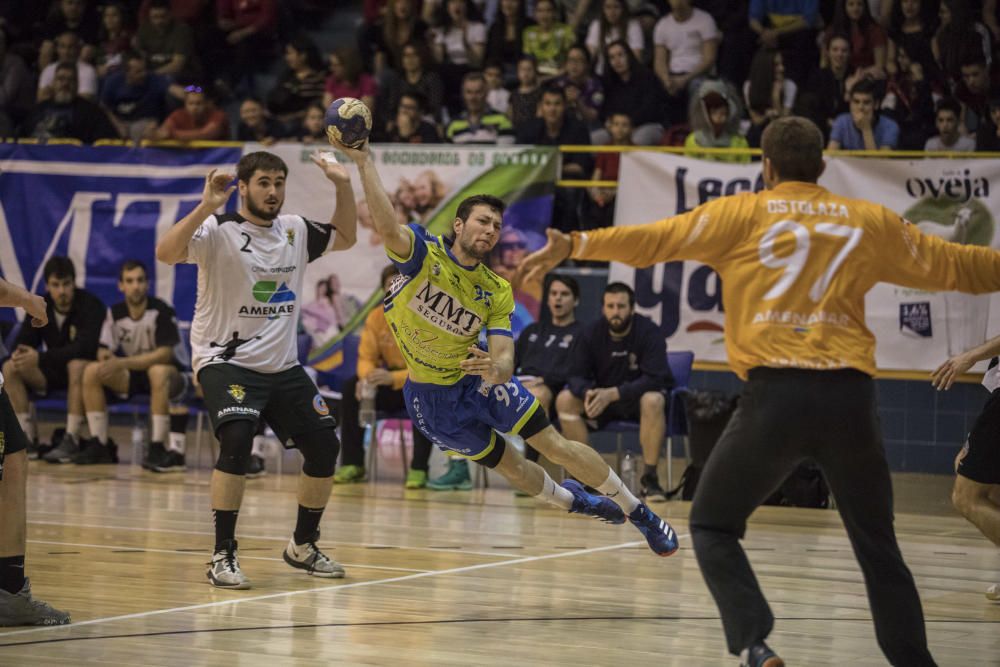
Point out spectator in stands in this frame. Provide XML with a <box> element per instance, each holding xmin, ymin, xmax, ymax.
<box><xmin>22</xmin><ymin>63</ymin><xmax>119</xmax><ymax>142</ymax></box>
<box><xmin>446</xmin><ymin>70</ymin><xmax>515</xmax><ymax>142</ymax></box>
<box><xmin>379</xmin><ymin>41</ymin><xmax>444</xmax><ymax>124</ymax></box>
<box><xmin>748</xmin><ymin>0</ymin><xmax>819</xmax><ymax>86</ymax></box>
<box><xmin>215</xmin><ymin>0</ymin><xmax>278</xmax><ymax>91</ymax></box>
<box><xmin>797</xmin><ymin>33</ymin><xmax>855</xmax><ymax>138</ymax></box>
<box><xmin>64</xmin><ymin>261</ymin><xmax>181</xmax><ymax>467</ymax></box>
<box><xmin>294</xmin><ymin>102</ymin><xmax>327</xmax><ymax>143</ymax></box>
<box><xmin>551</xmin><ymin>45</ymin><xmax>603</xmax><ymax>129</ymax></box>
<box><xmin>956</xmin><ymin>53</ymin><xmax>994</xmax><ymax>134</ymax></box>
<box><xmin>487</xmin><ymin>0</ymin><xmax>533</xmax><ymax>80</ymax></box>
<box><xmin>134</xmin><ymin>0</ymin><xmax>201</xmax><ymax>83</ymax></box>
<box><xmin>38</xmin><ymin>32</ymin><xmax>98</xmax><ymax>102</ymax></box>
<box><xmin>556</xmin><ymin>281</ymin><xmax>674</xmax><ymax>501</ymax></box>
<box><xmin>266</xmin><ymin>36</ymin><xmax>326</xmax><ymax>119</ymax></box>
<box><xmin>2</xmin><ymin>257</ymin><xmax>104</xmax><ymax>460</ymax></box>
<box><xmin>432</xmin><ymin>0</ymin><xmax>487</xmax><ymax>114</ymax></box>
<box><xmin>522</xmin><ymin>0</ymin><xmax>576</xmax><ymax>79</ymax></box>
<box><xmin>823</xmin><ymin>0</ymin><xmax>888</xmax><ymax>80</ymax></box>
<box><xmin>652</xmin><ymin>0</ymin><xmax>720</xmax><ymax>127</ymax></box>
<box><xmin>582</xmin><ymin>111</ymin><xmax>630</xmax><ymax>231</ymax></box>
<box><xmin>597</xmin><ymin>39</ymin><xmax>667</xmax><ymax>145</ymax></box>
<box><xmin>378</xmin><ymin>90</ymin><xmax>442</xmax><ymax>141</ymax></box>
<box><xmin>94</xmin><ymin>2</ymin><xmax>134</xmax><ymax>79</ymax></box>
<box><xmin>933</xmin><ymin>0</ymin><xmax>992</xmax><ymax>84</ymax></box>
<box><xmin>323</xmin><ymin>46</ymin><xmax>377</xmax><ymax>114</ymax></box>
<box><xmin>484</xmin><ymin>61</ymin><xmax>511</xmax><ymax>114</ymax></box>
<box><xmin>515</xmin><ymin>275</ymin><xmax>583</xmax><ymax>466</ymax></box>
<box><xmin>975</xmin><ymin>95</ymin><xmax>1000</xmax><ymax>150</ymax></box>
<box><xmin>699</xmin><ymin>0</ymin><xmax>755</xmax><ymax>96</ymax></box>
<box><xmin>880</xmin><ymin>41</ymin><xmax>935</xmax><ymax>148</ymax></box>
<box><xmin>886</xmin><ymin>0</ymin><xmax>938</xmax><ymax>82</ymax></box>
<box><xmin>153</xmin><ymin>84</ymin><xmax>229</xmax><ymax>140</ymax></box>
<box><xmin>517</xmin><ymin>84</ymin><xmax>592</xmax><ymax>175</ymax></box>
<box><xmin>828</xmin><ymin>77</ymin><xmax>900</xmax><ymax>149</ymax></box>
<box><xmin>925</xmin><ymin>97</ymin><xmax>976</xmax><ymax>150</ymax></box>
<box><xmin>335</xmin><ymin>266</ymin><xmax>436</xmax><ymax>489</ymax></box>
<box><xmin>0</xmin><ymin>29</ymin><xmax>34</xmax><ymax>136</ymax></box>
<box><xmin>685</xmin><ymin>80</ymin><xmax>750</xmax><ymax>162</ymax></box>
<box><xmin>365</xmin><ymin>0</ymin><xmax>430</xmax><ymax>78</ymax></box>
<box><xmin>743</xmin><ymin>47</ymin><xmax>796</xmax><ymax>147</ymax></box>
<box><xmin>101</xmin><ymin>51</ymin><xmax>170</xmax><ymax>142</ymax></box>
<box><xmin>508</xmin><ymin>55</ymin><xmax>544</xmax><ymax>126</ymax></box>
<box><xmin>38</xmin><ymin>0</ymin><xmax>101</xmax><ymax>71</ymax></box>
<box><xmin>586</xmin><ymin>0</ymin><xmax>643</xmax><ymax>74</ymax></box>
<box><xmin>236</xmin><ymin>97</ymin><xmax>285</xmax><ymax>144</ymax></box>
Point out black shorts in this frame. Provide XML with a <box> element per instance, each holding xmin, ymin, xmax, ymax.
<box><xmin>106</xmin><ymin>368</ymin><xmax>186</xmax><ymax>403</ymax></box>
<box><xmin>34</xmin><ymin>362</ymin><xmax>69</xmax><ymax>395</ymax></box>
<box><xmin>958</xmin><ymin>388</ymin><xmax>1000</xmax><ymax>485</ymax></box>
<box><xmin>198</xmin><ymin>363</ymin><xmax>336</xmax><ymax>445</ymax></box>
<box><xmin>0</xmin><ymin>387</ymin><xmax>30</xmax><ymax>479</ymax></box>
<box><xmin>582</xmin><ymin>389</ymin><xmax>667</xmax><ymax>430</ymax></box>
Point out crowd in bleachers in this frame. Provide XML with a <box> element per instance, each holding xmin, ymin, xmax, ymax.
<box><xmin>2</xmin><ymin>0</ymin><xmax>1000</xmax><ymax>153</ymax></box>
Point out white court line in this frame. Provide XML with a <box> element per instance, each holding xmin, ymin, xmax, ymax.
<box><xmin>27</xmin><ymin>519</ymin><xmax>531</xmax><ymax>559</ymax></box>
<box><xmin>0</xmin><ymin>537</ymin><xmax>685</xmax><ymax>640</ymax></box>
<box><xmin>26</xmin><ymin>540</ymin><xmax>430</xmax><ymax>574</ymax></box>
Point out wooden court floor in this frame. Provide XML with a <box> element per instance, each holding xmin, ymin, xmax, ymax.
<box><xmin>0</xmin><ymin>457</ymin><xmax>997</xmax><ymax>666</ymax></box>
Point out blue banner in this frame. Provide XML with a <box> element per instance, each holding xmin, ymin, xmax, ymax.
<box><xmin>0</xmin><ymin>143</ymin><xmax>241</xmax><ymax>325</ymax></box>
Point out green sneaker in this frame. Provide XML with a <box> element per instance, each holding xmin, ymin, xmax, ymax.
<box><xmin>333</xmin><ymin>464</ymin><xmax>365</xmax><ymax>484</ymax></box>
<box><xmin>404</xmin><ymin>468</ymin><xmax>428</xmax><ymax>489</ymax></box>
<box><xmin>427</xmin><ymin>459</ymin><xmax>473</xmax><ymax>491</ymax></box>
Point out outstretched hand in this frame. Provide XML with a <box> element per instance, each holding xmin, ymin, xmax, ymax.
<box><xmin>25</xmin><ymin>293</ymin><xmax>47</xmax><ymax>328</ymax></box>
<box><xmin>459</xmin><ymin>346</ymin><xmax>505</xmax><ymax>384</ymax></box>
<box><xmin>326</xmin><ymin>134</ymin><xmax>370</xmax><ymax>165</ymax></box>
<box><xmin>931</xmin><ymin>353</ymin><xmax>975</xmax><ymax>391</ymax></box>
<box><xmin>310</xmin><ymin>151</ymin><xmax>351</xmax><ymax>184</ymax></box>
<box><xmin>202</xmin><ymin>169</ymin><xmax>236</xmax><ymax>210</ymax></box>
<box><xmin>513</xmin><ymin>228</ymin><xmax>573</xmax><ymax>290</ymax></box>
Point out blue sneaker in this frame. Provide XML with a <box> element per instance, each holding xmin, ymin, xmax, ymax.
<box><xmin>562</xmin><ymin>479</ymin><xmax>626</xmax><ymax>524</ymax></box>
<box><xmin>739</xmin><ymin>642</ymin><xmax>784</xmax><ymax>667</ymax></box>
<box><xmin>628</xmin><ymin>503</ymin><xmax>679</xmax><ymax>556</ymax></box>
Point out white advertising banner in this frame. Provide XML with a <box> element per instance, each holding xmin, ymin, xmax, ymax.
<box><xmin>611</xmin><ymin>152</ymin><xmax>1000</xmax><ymax>372</ymax></box>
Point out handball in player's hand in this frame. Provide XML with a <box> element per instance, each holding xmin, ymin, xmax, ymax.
<box><xmin>325</xmin><ymin>97</ymin><xmax>372</xmax><ymax>148</ymax></box>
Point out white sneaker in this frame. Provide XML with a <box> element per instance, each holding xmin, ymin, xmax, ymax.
<box><xmin>206</xmin><ymin>539</ymin><xmax>251</xmax><ymax>589</ymax></box>
<box><xmin>283</xmin><ymin>532</ymin><xmax>345</xmax><ymax>578</ymax></box>
<box><xmin>987</xmin><ymin>583</ymin><xmax>999</xmax><ymax>601</ymax></box>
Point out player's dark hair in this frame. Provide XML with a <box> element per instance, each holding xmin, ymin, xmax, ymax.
<box><xmin>761</xmin><ymin>116</ymin><xmax>824</xmax><ymax>184</ymax></box>
<box><xmin>604</xmin><ymin>281</ymin><xmax>634</xmax><ymax>307</ymax></box>
<box><xmin>119</xmin><ymin>259</ymin><xmax>148</xmax><ymax>280</ymax></box>
<box><xmin>549</xmin><ymin>275</ymin><xmax>580</xmax><ymax>300</ymax></box>
<box><xmin>455</xmin><ymin>194</ymin><xmax>506</xmax><ymax>223</ymax></box>
<box><xmin>43</xmin><ymin>256</ymin><xmax>75</xmax><ymax>283</ymax></box>
<box><xmin>237</xmin><ymin>151</ymin><xmax>288</xmax><ymax>183</ymax></box>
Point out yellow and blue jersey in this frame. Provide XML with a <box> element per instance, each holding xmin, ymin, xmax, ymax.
<box><xmin>384</xmin><ymin>223</ymin><xmax>515</xmax><ymax>386</ymax></box>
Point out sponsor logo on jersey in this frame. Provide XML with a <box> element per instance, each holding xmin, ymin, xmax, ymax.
<box><xmin>409</xmin><ymin>280</ymin><xmax>483</xmax><ymax>337</ymax></box>
<box><xmin>286</xmin><ymin>229</ymin><xmax>295</xmax><ymax>246</ymax></box>
<box><xmin>239</xmin><ymin>281</ymin><xmax>297</xmax><ymax>320</ymax></box>
<box><xmin>313</xmin><ymin>394</ymin><xmax>330</xmax><ymax>416</ymax></box>
<box><xmin>228</xmin><ymin>384</ymin><xmax>246</xmax><ymax>403</ymax></box>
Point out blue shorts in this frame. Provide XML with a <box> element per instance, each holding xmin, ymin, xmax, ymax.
<box><xmin>404</xmin><ymin>374</ymin><xmax>545</xmax><ymax>461</ymax></box>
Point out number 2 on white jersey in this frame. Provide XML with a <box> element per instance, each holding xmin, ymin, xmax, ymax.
<box><xmin>758</xmin><ymin>220</ymin><xmax>863</xmax><ymax>302</ymax></box>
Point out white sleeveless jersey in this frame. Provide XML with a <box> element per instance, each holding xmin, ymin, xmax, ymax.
<box><xmin>186</xmin><ymin>212</ymin><xmax>335</xmax><ymax>375</ymax></box>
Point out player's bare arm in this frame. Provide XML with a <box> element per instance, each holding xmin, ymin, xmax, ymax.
<box><xmin>328</xmin><ymin>137</ymin><xmax>412</xmax><ymax>259</ymax></box>
<box><xmin>459</xmin><ymin>337</ymin><xmax>515</xmax><ymax>385</ymax></box>
<box><xmin>156</xmin><ymin>169</ymin><xmax>236</xmax><ymax>265</ymax></box>
<box><xmin>932</xmin><ymin>333</ymin><xmax>1000</xmax><ymax>391</ymax></box>
<box><xmin>0</xmin><ymin>278</ymin><xmax>47</xmax><ymax>328</ymax></box>
<box><xmin>310</xmin><ymin>151</ymin><xmax>357</xmax><ymax>251</ymax></box>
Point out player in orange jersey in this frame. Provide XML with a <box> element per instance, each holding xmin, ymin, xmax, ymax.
<box><xmin>518</xmin><ymin>116</ymin><xmax>1000</xmax><ymax>667</ymax></box>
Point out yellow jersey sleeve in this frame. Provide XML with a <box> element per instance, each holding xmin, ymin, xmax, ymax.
<box><xmin>486</xmin><ymin>282</ymin><xmax>515</xmax><ymax>337</ymax></box>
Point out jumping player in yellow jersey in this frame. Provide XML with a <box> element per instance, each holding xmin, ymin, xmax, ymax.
<box><xmin>331</xmin><ymin>137</ymin><xmax>678</xmax><ymax>556</ymax></box>
<box><xmin>518</xmin><ymin>116</ymin><xmax>1000</xmax><ymax>667</ymax></box>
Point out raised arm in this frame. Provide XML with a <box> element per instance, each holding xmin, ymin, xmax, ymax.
<box><xmin>155</xmin><ymin>169</ymin><xmax>235</xmax><ymax>265</ymax></box>
<box><xmin>932</xmin><ymin>333</ymin><xmax>1000</xmax><ymax>391</ymax></box>
<box><xmin>309</xmin><ymin>152</ymin><xmax>357</xmax><ymax>251</ymax></box>
<box><xmin>0</xmin><ymin>279</ymin><xmax>47</xmax><ymax>328</ymax></box>
<box><xmin>329</xmin><ymin>138</ymin><xmax>412</xmax><ymax>259</ymax></box>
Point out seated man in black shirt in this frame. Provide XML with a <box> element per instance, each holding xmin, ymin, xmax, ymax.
<box><xmin>21</xmin><ymin>63</ymin><xmax>119</xmax><ymax>143</ymax></box>
<box><xmin>1</xmin><ymin>257</ymin><xmax>105</xmax><ymax>459</ymax></box>
<box><xmin>376</xmin><ymin>91</ymin><xmax>442</xmax><ymax>144</ymax></box>
<box><xmin>515</xmin><ymin>275</ymin><xmax>584</xmax><ymax>465</ymax></box>
<box><xmin>556</xmin><ymin>282</ymin><xmax>673</xmax><ymax>501</ymax></box>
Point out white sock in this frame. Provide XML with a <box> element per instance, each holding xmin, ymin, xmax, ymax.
<box><xmin>16</xmin><ymin>413</ymin><xmax>34</xmax><ymax>441</ymax></box>
<box><xmin>168</xmin><ymin>431</ymin><xmax>186</xmax><ymax>454</ymax></box>
<box><xmin>534</xmin><ymin>473</ymin><xmax>574</xmax><ymax>510</ymax></box>
<box><xmin>66</xmin><ymin>414</ymin><xmax>84</xmax><ymax>437</ymax></box>
<box><xmin>597</xmin><ymin>469</ymin><xmax>641</xmax><ymax>514</ymax></box>
<box><xmin>251</xmin><ymin>435</ymin><xmax>266</xmax><ymax>457</ymax></box>
<box><xmin>151</xmin><ymin>415</ymin><xmax>170</xmax><ymax>444</ymax></box>
<box><xmin>86</xmin><ymin>411</ymin><xmax>109</xmax><ymax>444</ymax></box>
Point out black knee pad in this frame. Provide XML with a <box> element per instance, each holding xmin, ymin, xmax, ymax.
<box><xmin>296</xmin><ymin>427</ymin><xmax>339</xmax><ymax>478</ymax></box>
<box><xmin>215</xmin><ymin>420</ymin><xmax>255</xmax><ymax>475</ymax></box>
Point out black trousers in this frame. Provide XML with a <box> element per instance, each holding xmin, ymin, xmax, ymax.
<box><xmin>689</xmin><ymin>368</ymin><xmax>936</xmax><ymax>666</ymax></box>
<box><xmin>340</xmin><ymin>374</ymin><xmax>433</xmax><ymax>471</ymax></box>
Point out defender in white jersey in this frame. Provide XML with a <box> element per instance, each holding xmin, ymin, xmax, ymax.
<box><xmin>157</xmin><ymin>151</ymin><xmax>357</xmax><ymax>589</ymax></box>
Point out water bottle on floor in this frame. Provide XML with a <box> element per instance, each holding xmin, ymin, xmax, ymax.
<box><xmin>359</xmin><ymin>380</ymin><xmax>376</xmax><ymax>428</ymax></box>
<box><xmin>620</xmin><ymin>451</ymin><xmax>638</xmax><ymax>496</ymax></box>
